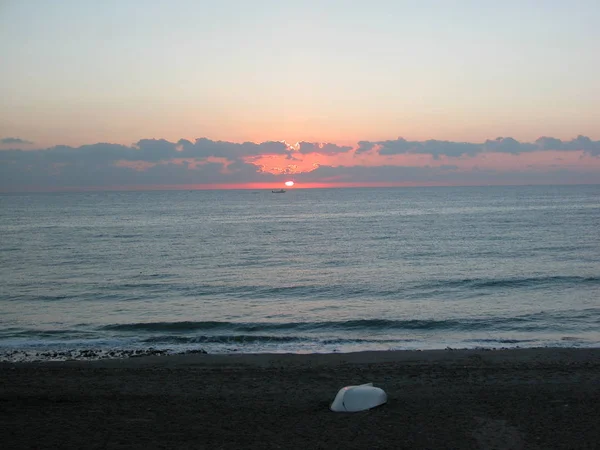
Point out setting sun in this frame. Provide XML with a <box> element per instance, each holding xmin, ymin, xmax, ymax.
<box><xmin>285</xmin><ymin>181</ymin><xmax>295</xmax><ymax>187</ymax></box>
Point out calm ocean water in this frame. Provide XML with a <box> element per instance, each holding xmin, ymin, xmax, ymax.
<box><xmin>1</xmin><ymin>185</ymin><xmax>599</xmax><ymax>361</ymax></box>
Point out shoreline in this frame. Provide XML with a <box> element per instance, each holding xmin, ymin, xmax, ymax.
<box><xmin>3</xmin><ymin>344</ymin><xmax>600</xmax><ymax>365</ymax></box>
<box><xmin>2</xmin><ymin>347</ymin><xmax>600</xmax><ymax>449</ymax></box>
<box><xmin>3</xmin><ymin>345</ymin><xmax>600</xmax><ymax>367</ymax></box>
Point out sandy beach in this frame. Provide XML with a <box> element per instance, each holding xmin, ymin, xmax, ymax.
<box><xmin>1</xmin><ymin>347</ymin><xmax>599</xmax><ymax>449</ymax></box>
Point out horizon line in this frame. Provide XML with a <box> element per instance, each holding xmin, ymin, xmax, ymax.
<box><xmin>2</xmin><ymin>180</ymin><xmax>598</xmax><ymax>194</ymax></box>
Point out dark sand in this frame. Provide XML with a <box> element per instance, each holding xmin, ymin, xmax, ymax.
<box><xmin>2</xmin><ymin>348</ymin><xmax>600</xmax><ymax>449</ymax></box>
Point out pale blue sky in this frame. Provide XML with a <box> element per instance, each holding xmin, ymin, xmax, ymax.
<box><xmin>1</xmin><ymin>0</ymin><xmax>599</xmax><ymax>147</ymax></box>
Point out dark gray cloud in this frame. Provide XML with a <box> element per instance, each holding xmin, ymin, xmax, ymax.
<box><xmin>356</xmin><ymin>141</ymin><xmax>376</xmax><ymax>154</ymax></box>
<box><xmin>0</xmin><ymin>148</ymin><xmax>276</xmax><ymax>189</ymax></box>
<box><xmin>133</xmin><ymin>139</ymin><xmax>178</xmax><ymax>161</ymax></box>
<box><xmin>0</xmin><ymin>137</ymin><xmax>287</xmax><ymax>190</ymax></box>
<box><xmin>0</xmin><ymin>135</ymin><xmax>599</xmax><ymax>191</ymax></box>
<box><xmin>355</xmin><ymin>138</ymin><xmax>480</xmax><ymax>158</ymax></box>
<box><xmin>297</xmin><ymin>142</ymin><xmax>352</xmax><ymax>155</ymax></box>
<box><xmin>564</xmin><ymin>135</ymin><xmax>600</xmax><ymax>155</ymax></box>
<box><xmin>1</xmin><ymin>137</ymin><xmax>33</xmax><ymax>145</ymax></box>
<box><xmin>176</xmin><ymin>138</ymin><xmax>289</xmax><ymax>159</ymax></box>
<box><xmin>534</xmin><ymin>135</ymin><xmax>600</xmax><ymax>155</ymax></box>
<box><xmin>482</xmin><ymin>137</ymin><xmax>537</xmax><ymax>153</ymax></box>
<box><xmin>356</xmin><ymin>135</ymin><xmax>600</xmax><ymax>157</ymax></box>
<box><xmin>535</xmin><ymin>136</ymin><xmax>564</xmax><ymax>150</ymax></box>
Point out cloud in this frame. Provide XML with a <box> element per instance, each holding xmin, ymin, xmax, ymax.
<box><xmin>297</xmin><ymin>142</ymin><xmax>353</xmax><ymax>155</ymax></box>
<box><xmin>0</xmin><ymin>135</ymin><xmax>599</xmax><ymax>191</ymax></box>
<box><xmin>1</xmin><ymin>137</ymin><xmax>33</xmax><ymax>145</ymax></box>
<box><xmin>176</xmin><ymin>138</ymin><xmax>290</xmax><ymax>159</ymax></box>
<box><xmin>482</xmin><ymin>137</ymin><xmax>537</xmax><ymax>153</ymax></box>
<box><xmin>356</xmin><ymin>141</ymin><xmax>376</xmax><ymax>154</ymax></box>
<box><xmin>534</xmin><ymin>135</ymin><xmax>600</xmax><ymax>156</ymax></box>
<box><xmin>356</xmin><ymin>138</ymin><xmax>480</xmax><ymax>158</ymax></box>
<box><xmin>0</xmin><ymin>137</ymin><xmax>288</xmax><ymax>190</ymax></box>
<box><xmin>564</xmin><ymin>135</ymin><xmax>600</xmax><ymax>155</ymax></box>
<box><xmin>535</xmin><ymin>136</ymin><xmax>564</xmax><ymax>150</ymax></box>
<box><xmin>356</xmin><ymin>135</ymin><xmax>600</xmax><ymax>158</ymax></box>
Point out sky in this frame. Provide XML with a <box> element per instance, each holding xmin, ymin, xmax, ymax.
<box><xmin>1</xmin><ymin>0</ymin><xmax>599</xmax><ymax>191</ymax></box>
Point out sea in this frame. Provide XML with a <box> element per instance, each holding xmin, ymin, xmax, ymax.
<box><xmin>1</xmin><ymin>185</ymin><xmax>599</xmax><ymax>362</ymax></box>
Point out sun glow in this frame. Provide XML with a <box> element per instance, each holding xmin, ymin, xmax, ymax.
<box><xmin>285</xmin><ymin>181</ymin><xmax>295</xmax><ymax>187</ymax></box>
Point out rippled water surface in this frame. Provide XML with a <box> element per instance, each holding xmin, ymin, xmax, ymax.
<box><xmin>1</xmin><ymin>185</ymin><xmax>599</xmax><ymax>360</ymax></box>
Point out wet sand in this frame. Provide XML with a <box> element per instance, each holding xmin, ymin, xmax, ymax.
<box><xmin>2</xmin><ymin>348</ymin><xmax>600</xmax><ymax>449</ymax></box>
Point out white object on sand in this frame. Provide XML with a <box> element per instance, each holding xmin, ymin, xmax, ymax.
<box><xmin>330</xmin><ymin>382</ymin><xmax>387</xmax><ymax>412</ymax></box>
